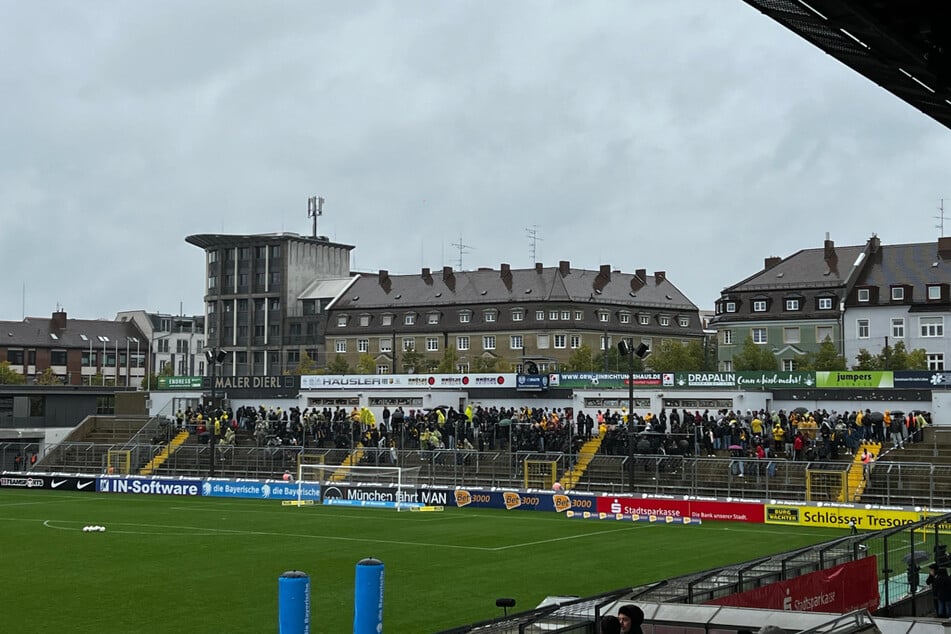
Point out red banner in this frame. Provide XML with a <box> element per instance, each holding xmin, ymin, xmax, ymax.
<box><xmin>707</xmin><ymin>556</ymin><xmax>879</xmax><ymax>613</ymax></box>
<box><xmin>594</xmin><ymin>497</ymin><xmax>764</xmax><ymax>523</ymax></box>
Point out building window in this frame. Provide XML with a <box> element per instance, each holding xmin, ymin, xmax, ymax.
<box><xmin>335</xmin><ymin>340</ymin><xmax>347</xmax><ymax>353</ymax></box>
<box><xmin>818</xmin><ymin>297</ymin><xmax>833</xmax><ymax>310</ymax></box>
<box><xmin>428</xmin><ymin>313</ymin><xmax>440</xmax><ymax>325</ymax></box>
<box><xmin>554</xmin><ymin>335</ymin><xmax>566</xmax><ymax>349</ymax></box>
<box><xmin>376</xmin><ymin>364</ymin><xmax>389</xmax><ymax>374</ymax></box>
<box><xmin>928</xmin><ymin>285</ymin><xmax>941</xmax><ymax>300</ymax></box>
<box><xmin>379</xmin><ymin>338</ymin><xmax>392</xmax><ymax>353</ymax></box>
<box><xmin>484</xmin><ymin>311</ymin><xmax>496</xmax><ymax>323</ymax></box>
<box><xmin>537</xmin><ymin>334</ymin><xmax>550</xmax><ymax>349</ymax></box>
<box><xmin>598</xmin><ymin>312</ymin><xmax>609</xmax><ymax>323</ymax></box>
<box><xmin>857</xmin><ymin>319</ymin><xmax>870</xmax><ymax>339</ymax></box>
<box><xmin>574</xmin><ymin>311</ymin><xmax>583</xmax><ymax>320</ymax></box>
<box><xmin>560</xmin><ymin>311</ymin><xmax>570</xmax><ymax>321</ymax></box>
<box><xmin>619</xmin><ymin>313</ymin><xmax>630</xmax><ymax>324</ymax></box>
<box><xmin>570</xmin><ymin>335</ymin><xmax>581</xmax><ymax>349</ymax></box>
<box><xmin>659</xmin><ymin>316</ymin><xmax>670</xmax><ymax>326</ymax></box>
<box><xmin>459</xmin><ymin>312</ymin><xmax>471</xmax><ymax>324</ymax></box>
<box><xmin>457</xmin><ymin>336</ymin><xmax>469</xmax><ymax>351</ymax></box>
<box><xmin>726</xmin><ymin>302</ymin><xmax>737</xmax><ymax>313</ymax></box>
<box><xmin>600</xmin><ymin>335</ymin><xmax>611</xmax><ymax>351</ymax></box>
<box><xmin>782</xmin><ymin>359</ymin><xmax>795</xmax><ymax>371</ymax></box>
<box><xmin>208</xmin><ymin>250</ymin><xmax>218</xmax><ymax>263</ymax></box>
<box><xmin>678</xmin><ymin>317</ymin><xmax>689</xmax><ymax>327</ymax></box>
<box><xmin>50</xmin><ymin>350</ymin><xmax>67</xmax><ymax>366</ymax></box>
<box><xmin>208</xmin><ymin>276</ymin><xmax>217</xmax><ymax>290</ymax></box>
<box><xmin>511</xmin><ymin>310</ymin><xmax>524</xmax><ymax>322</ymax></box>
<box><xmin>510</xmin><ymin>335</ymin><xmax>523</xmax><ymax>350</ymax></box>
<box><xmin>254</xmin><ymin>325</ymin><xmax>265</xmax><ymax>338</ymax></box>
<box><xmin>891</xmin><ymin>318</ymin><xmax>904</xmax><ymax>339</ymax></box>
<box><xmin>752</xmin><ymin>328</ymin><xmax>767</xmax><ymax>344</ymax></box>
<box><xmin>928</xmin><ymin>353</ymin><xmax>945</xmax><ymax>371</ymax></box>
<box><xmin>404</xmin><ymin>314</ymin><xmax>416</xmax><ymax>326</ymax></box>
<box><xmin>286</xmin><ymin>349</ymin><xmax>300</xmax><ymax>365</ymax></box>
<box><xmin>891</xmin><ymin>287</ymin><xmax>904</xmax><ymax>301</ymax></box>
<box><xmin>381</xmin><ymin>314</ymin><xmax>392</xmax><ymax>326</ymax></box>
<box><xmin>482</xmin><ymin>336</ymin><xmax>496</xmax><ymax>350</ymax></box>
<box><xmin>456</xmin><ymin>362</ymin><xmax>469</xmax><ymax>373</ymax></box>
<box><xmin>721</xmin><ymin>360</ymin><xmax>733</xmax><ymax>372</ymax></box>
<box><xmin>360</xmin><ymin>315</ymin><xmax>371</xmax><ymax>327</ymax></box>
<box><xmin>358</xmin><ymin>339</ymin><xmax>369</xmax><ymax>353</ymax></box>
<box><xmin>549</xmin><ymin>311</ymin><xmax>558</xmax><ymax>320</ymax></box>
<box><xmin>426</xmin><ymin>337</ymin><xmax>439</xmax><ymax>352</ymax></box>
<box><xmin>639</xmin><ymin>315</ymin><xmax>649</xmax><ymax>325</ymax></box>
<box><xmin>857</xmin><ymin>289</ymin><xmax>870</xmax><ymax>303</ymax></box>
<box><xmin>269</xmin><ymin>271</ymin><xmax>281</xmax><ymax>285</ymax></box>
<box><xmin>536</xmin><ymin>310</ymin><xmax>544</xmax><ymax>321</ymax></box>
<box><xmin>722</xmin><ymin>330</ymin><xmax>733</xmax><ymax>345</ymax></box>
<box><xmin>289</xmin><ymin>323</ymin><xmax>302</xmax><ymax>337</ymax></box>
<box><xmin>402</xmin><ymin>338</ymin><xmax>415</xmax><ymax>351</ymax></box>
<box><xmin>783</xmin><ymin>327</ymin><xmax>800</xmax><ymax>344</ymax></box>
<box><xmin>753</xmin><ymin>300</ymin><xmax>767</xmax><ymax>312</ymax></box>
<box><xmin>920</xmin><ymin>316</ymin><xmax>944</xmax><ymax>337</ymax></box>
<box><xmin>785</xmin><ymin>299</ymin><xmax>800</xmax><ymax>311</ymax></box>
<box><xmin>816</xmin><ymin>326</ymin><xmax>833</xmax><ymax>344</ymax></box>
<box><xmin>337</xmin><ymin>316</ymin><xmax>347</xmax><ymax>327</ymax></box>
<box><xmin>238</xmin><ymin>273</ymin><xmax>248</xmax><ymax>288</ymax></box>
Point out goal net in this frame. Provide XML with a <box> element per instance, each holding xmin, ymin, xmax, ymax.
<box><xmin>297</xmin><ymin>464</ymin><xmax>422</xmax><ymax>511</ymax></box>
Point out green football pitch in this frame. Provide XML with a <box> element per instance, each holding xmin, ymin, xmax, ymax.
<box><xmin>0</xmin><ymin>489</ymin><xmax>845</xmax><ymax>632</ymax></box>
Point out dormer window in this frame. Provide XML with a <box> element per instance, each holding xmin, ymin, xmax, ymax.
<box><xmin>725</xmin><ymin>302</ymin><xmax>737</xmax><ymax>313</ymax></box>
<box><xmin>484</xmin><ymin>310</ymin><xmax>497</xmax><ymax>323</ymax></box>
<box><xmin>678</xmin><ymin>317</ymin><xmax>689</xmax><ymax>327</ymax></box>
<box><xmin>753</xmin><ymin>300</ymin><xmax>767</xmax><ymax>312</ymax></box>
<box><xmin>381</xmin><ymin>314</ymin><xmax>393</xmax><ymax>326</ymax></box>
<box><xmin>337</xmin><ymin>315</ymin><xmax>348</xmax><ymax>328</ymax></box>
<box><xmin>511</xmin><ymin>309</ymin><xmax>524</xmax><ymax>322</ymax></box>
<box><xmin>427</xmin><ymin>312</ymin><xmax>440</xmax><ymax>325</ymax></box>
<box><xmin>891</xmin><ymin>287</ymin><xmax>904</xmax><ymax>301</ymax></box>
<box><xmin>928</xmin><ymin>285</ymin><xmax>942</xmax><ymax>301</ymax></box>
<box><xmin>659</xmin><ymin>316</ymin><xmax>670</xmax><ymax>327</ymax></box>
<box><xmin>359</xmin><ymin>315</ymin><xmax>371</xmax><ymax>327</ymax></box>
<box><xmin>459</xmin><ymin>312</ymin><xmax>471</xmax><ymax>323</ymax></box>
<box><xmin>404</xmin><ymin>314</ymin><xmax>416</xmax><ymax>326</ymax></box>
<box><xmin>784</xmin><ymin>299</ymin><xmax>800</xmax><ymax>311</ymax></box>
<box><xmin>857</xmin><ymin>289</ymin><xmax>870</xmax><ymax>303</ymax></box>
<box><xmin>818</xmin><ymin>297</ymin><xmax>833</xmax><ymax>310</ymax></box>
<box><xmin>598</xmin><ymin>312</ymin><xmax>609</xmax><ymax>323</ymax></box>
<box><xmin>639</xmin><ymin>314</ymin><xmax>649</xmax><ymax>325</ymax></box>
<box><xmin>619</xmin><ymin>313</ymin><xmax>631</xmax><ymax>324</ymax></box>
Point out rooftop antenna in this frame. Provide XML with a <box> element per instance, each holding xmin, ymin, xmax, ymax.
<box><xmin>451</xmin><ymin>235</ymin><xmax>474</xmax><ymax>270</ymax></box>
<box><xmin>307</xmin><ymin>195</ymin><xmax>324</xmax><ymax>238</ymax></box>
<box><xmin>525</xmin><ymin>225</ymin><xmax>543</xmax><ymax>264</ymax></box>
<box><xmin>936</xmin><ymin>198</ymin><xmax>946</xmax><ymax>237</ymax></box>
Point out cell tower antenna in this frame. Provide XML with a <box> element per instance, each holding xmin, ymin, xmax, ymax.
<box><xmin>525</xmin><ymin>225</ymin><xmax>543</xmax><ymax>264</ymax></box>
<box><xmin>451</xmin><ymin>236</ymin><xmax>474</xmax><ymax>270</ymax></box>
<box><xmin>307</xmin><ymin>195</ymin><xmax>325</xmax><ymax>238</ymax></box>
<box><xmin>936</xmin><ymin>198</ymin><xmax>946</xmax><ymax>237</ymax></box>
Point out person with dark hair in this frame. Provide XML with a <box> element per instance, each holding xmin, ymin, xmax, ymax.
<box><xmin>617</xmin><ymin>604</ymin><xmax>644</xmax><ymax>634</ymax></box>
<box><xmin>600</xmin><ymin>615</ymin><xmax>622</xmax><ymax>634</ymax></box>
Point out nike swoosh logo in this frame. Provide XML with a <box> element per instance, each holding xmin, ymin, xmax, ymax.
<box><xmin>51</xmin><ymin>480</ymin><xmax>66</xmax><ymax>488</ymax></box>
<box><xmin>77</xmin><ymin>481</ymin><xmax>93</xmax><ymax>490</ymax></box>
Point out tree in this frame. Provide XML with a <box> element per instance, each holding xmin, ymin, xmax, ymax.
<box><xmin>797</xmin><ymin>338</ymin><xmax>846</xmax><ymax>371</ymax></box>
<box><xmin>399</xmin><ymin>350</ymin><xmax>425</xmax><ymax>373</ymax></box>
<box><xmin>471</xmin><ymin>355</ymin><xmax>499</xmax><ymax>372</ymax></box>
<box><xmin>852</xmin><ymin>348</ymin><xmax>879</xmax><ymax>370</ymax></box>
<box><xmin>437</xmin><ymin>346</ymin><xmax>459</xmax><ymax>373</ymax></box>
<box><xmin>852</xmin><ymin>341</ymin><xmax>928</xmax><ymax>371</ymax></box>
<box><xmin>731</xmin><ymin>337</ymin><xmax>778</xmax><ymax>371</ymax></box>
<box><xmin>325</xmin><ymin>355</ymin><xmax>351</xmax><ymax>374</ymax></box>
<box><xmin>0</xmin><ymin>361</ymin><xmax>26</xmax><ymax>385</ymax></box>
<box><xmin>565</xmin><ymin>344</ymin><xmax>597</xmax><ymax>371</ymax></box>
<box><xmin>647</xmin><ymin>340</ymin><xmax>704</xmax><ymax>372</ymax></box>
<box><xmin>141</xmin><ymin>363</ymin><xmax>173</xmax><ymax>390</ymax></box>
<box><xmin>594</xmin><ymin>346</ymin><xmax>644</xmax><ymax>372</ymax></box>
<box><xmin>355</xmin><ymin>353</ymin><xmax>376</xmax><ymax>374</ymax></box>
<box><xmin>290</xmin><ymin>351</ymin><xmax>318</xmax><ymax>375</ymax></box>
<box><xmin>35</xmin><ymin>368</ymin><xmax>62</xmax><ymax>385</ymax></box>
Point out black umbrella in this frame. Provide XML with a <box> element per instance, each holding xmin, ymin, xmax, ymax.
<box><xmin>890</xmin><ymin>410</ymin><xmax>905</xmax><ymax>419</ymax></box>
<box><xmin>866</xmin><ymin>411</ymin><xmax>885</xmax><ymax>424</ymax></box>
<box><xmin>902</xmin><ymin>550</ymin><xmax>930</xmax><ymax>565</ymax></box>
<box><xmin>792</xmin><ymin>407</ymin><xmax>809</xmax><ymax>415</ymax></box>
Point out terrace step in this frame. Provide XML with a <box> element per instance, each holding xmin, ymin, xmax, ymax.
<box><xmin>846</xmin><ymin>441</ymin><xmax>880</xmax><ymax>501</ymax></box>
<box><xmin>558</xmin><ymin>435</ymin><xmax>604</xmax><ymax>490</ymax></box>
<box><xmin>331</xmin><ymin>443</ymin><xmax>365</xmax><ymax>481</ymax></box>
<box><xmin>139</xmin><ymin>430</ymin><xmax>191</xmax><ymax>476</ymax></box>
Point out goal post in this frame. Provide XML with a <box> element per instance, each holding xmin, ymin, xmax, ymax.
<box><xmin>296</xmin><ymin>464</ymin><xmax>423</xmax><ymax>511</ymax></box>
<box><xmin>106</xmin><ymin>450</ymin><xmax>132</xmax><ymax>475</ymax></box>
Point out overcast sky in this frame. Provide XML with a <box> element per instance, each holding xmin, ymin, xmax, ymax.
<box><xmin>2</xmin><ymin>1</ymin><xmax>949</xmax><ymax>323</ymax></box>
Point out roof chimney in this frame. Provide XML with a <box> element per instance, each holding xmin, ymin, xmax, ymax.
<box><xmin>442</xmin><ymin>266</ymin><xmax>455</xmax><ymax>292</ymax></box>
<box><xmin>421</xmin><ymin>267</ymin><xmax>433</xmax><ymax>285</ymax></box>
<box><xmin>824</xmin><ymin>233</ymin><xmax>836</xmax><ymax>262</ymax></box>
<box><xmin>939</xmin><ymin>236</ymin><xmax>951</xmax><ymax>259</ymax></box>
<box><xmin>51</xmin><ymin>310</ymin><xmax>67</xmax><ymax>332</ymax></box>
<box><xmin>378</xmin><ymin>270</ymin><xmax>391</xmax><ymax>293</ymax></box>
<box><xmin>535</xmin><ymin>262</ymin><xmax>543</xmax><ymax>274</ymax></box>
<box><xmin>653</xmin><ymin>271</ymin><xmax>666</xmax><ymax>284</ymax></box>
<box><xmin>869</xmin><ymin>234</ymin><xmax>881</xmax><ymax>254</ymax></box>
<box><xmin>764</xmin><ymin>256</ymin><xmax>781</xmax><ymax>270</ymax></box>
<box><xmin>635</xmin><ymin>268</ymin><xmax>646</xmax><ymax>283</ymax></box>
<box><xmin>500</xmin><ymin>263</ymin><xmax>513</xmax><ymax>291</ymax></box>
<box><xmin>559</xmin><ymin>260</ymin><xmax>570</xmax><ymax>277</ymax></box>
<box><xmin>593</xmin><ymin>264</ymin><xmax>611</xmax><ymax>293</ymax></box>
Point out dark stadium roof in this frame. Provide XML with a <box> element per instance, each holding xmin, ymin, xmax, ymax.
<box><xmin>741</xmin><ymin>0</ymin><xmax>951</xmax><ymax>130</ymax></box>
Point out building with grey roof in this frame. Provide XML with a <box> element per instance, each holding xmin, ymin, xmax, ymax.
<box><xmin>0</xmin><ymin>310</ymin><xmax>147</xmax><ymax>386</ymax></box>
<box><xmin>711</xmin><ymin>234</ymin><xmax>950</xmax><ymax>371</ymax></box>
<box><xmin>116</xmin><ymin>310</ymin><xmax>206</xmax><ymax>378</ymax></box>
<box><xmin>326</xmin><ymin>262</ymin><xmax>703</xmax><ymax>373</ymax></box>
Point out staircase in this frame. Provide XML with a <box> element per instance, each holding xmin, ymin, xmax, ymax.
<box><xmin>139</xmin><ymin>430</ymin><xmax>191</xmax><ymax>476</ymax></box>
<box><xmin>330</xmin><ymin>443</ymin><xmax>365</xmax><ymax>481</ymax></box>
<box><xmin>845</xmin><ymin>441</ymin><xmax>881</xmax><ymax>501</ymax></box>
<box><xmin>558</xmin><ymin>435</ymin><xmax>604</xmax><ymax>490</ymax></box>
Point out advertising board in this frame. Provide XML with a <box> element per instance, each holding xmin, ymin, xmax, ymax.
<box><xmin>201</xmin><ymin>479</ymin><xmax>320</xmax><ymax>501</ymax></box>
